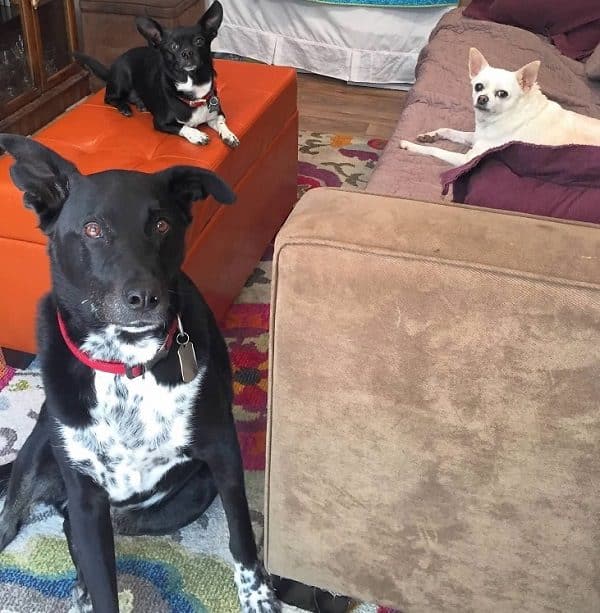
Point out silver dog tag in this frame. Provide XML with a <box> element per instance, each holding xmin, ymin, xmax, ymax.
<box><xmin>207</xmin><ymin>95</ymin><xmax>220</xmax><ymax>114</ymax></box>
<box><xmin>176</xmin><ymin>316</ymin><xmax>199</xmax><ymax>383</ymax></box>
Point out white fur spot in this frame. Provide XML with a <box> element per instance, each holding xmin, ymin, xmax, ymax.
<box><xmin>234</xmin><ymin>563</ymin><xmax>280</xmax><ymax>613</ymax></box>
<box><xmin>69</xmin><ymin>583</ymin><xmax>92</xmax><ymax>613</ymax></box>
<box><xmin>175</xmin><ymin>77</ymin><xmax>216</xmax><ymax>129</ymax></box>
<box><xmin>174</xmin><ymin>77</ymin><xmax>223</xmax><ymax>134</ymax></box>
<box><xmin>175</xmin><ymin>77</ymin><xmax>212</xmax><ymax>99</ymax></box>
<box><xmin>179</xmin><ymin>125</ymin><xmax>210</xmax><ymax>145</ymax></box>
<box><xmin>81</xmin><ymin>325</ymin><xmax>161</xmax><ymax>366</ymax></box>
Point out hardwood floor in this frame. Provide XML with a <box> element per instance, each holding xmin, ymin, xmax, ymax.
<box><xmin>297</xmin><ymin>73</ymin><xmax>407</xmax><ymax>139</ymax></box>
<box><xmin>296</xmin><ymin>3</ymin><xmax>469</xmax><ymax>136</ymax></box>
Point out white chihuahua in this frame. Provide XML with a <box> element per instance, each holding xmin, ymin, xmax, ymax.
<box><xmin>400</xmin><ymin>47</ymin><xmax>600</xmax><ymax>167</ymax></box>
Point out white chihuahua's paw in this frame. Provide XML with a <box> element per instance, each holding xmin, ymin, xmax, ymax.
<box><xmin>179</xmin><ymin>126</ymin><xmax>210</xmax><ymax>145</ymax></box>
<box><xmin>399</xmin><ymin>140</ymin><xmax>414</xmax><ymax>151</ymax></box>
<box><xmin>416</xmin><ymin>131</ymin><xmax>439</xmax><ymax>143</ymax></box>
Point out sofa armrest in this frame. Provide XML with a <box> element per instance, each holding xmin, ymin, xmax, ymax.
<box><xmin>273</xmin><ymin>188</ymin><xmax>600</xmax><ymax>286</ymax></box>
<box><xmin>265</xmin><ymin>187</ymin><xmax>600</xmax><ymax>611</ymax></box>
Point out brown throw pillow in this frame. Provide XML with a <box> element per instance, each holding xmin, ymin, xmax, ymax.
<box><xmin>586</xmin><ymin>43</ymin><xmax>600</xmax><ymax>80</ymax></box>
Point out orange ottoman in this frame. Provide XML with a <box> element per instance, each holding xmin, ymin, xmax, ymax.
<box><xmin>0</xmin><ymin>59</ymin><xmax>298</xmax><ymax>354</ymax></box>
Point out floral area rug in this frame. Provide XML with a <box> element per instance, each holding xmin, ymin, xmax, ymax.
<box><xmin>0</xmin><ymin>132</ymin><xmax>388</xmax><ymax>612</ymax></box>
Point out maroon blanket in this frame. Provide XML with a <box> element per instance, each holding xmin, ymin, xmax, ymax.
<box><xmin>441</xmin><ymin>143</ymin><xmax>600</xmax><ymax>224</ymax></box>
<box><xmin>464</xmin><ymin>0</ymin><xmax>600</xmax><ymax>60</ymax></box>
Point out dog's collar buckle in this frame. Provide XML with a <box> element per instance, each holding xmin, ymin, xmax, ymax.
<box><xmin>126</xmin><ymin>364</ymin><xmax>145</xmax><ymax>379</ymax></box>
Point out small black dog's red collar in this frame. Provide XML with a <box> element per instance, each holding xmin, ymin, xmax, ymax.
<box><xmin>177</xmin><ymin>81</ymin><xmax>218</xmax><ymax>108</ymax></box>
<box><xmin>178</xmin><ymin>94</ymin><xmax>211</xmax><ymax>108</ymax></box>
<box><xmin>57</xmin><ymin>311</ymin><xmax>178</xmax><ymax>378</ymax></box>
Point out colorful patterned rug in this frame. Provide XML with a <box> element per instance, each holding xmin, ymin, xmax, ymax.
<box><xmin>0</xmin><ymin>132</ymin><xmax>387</xmax><ymax>612</ymax></box>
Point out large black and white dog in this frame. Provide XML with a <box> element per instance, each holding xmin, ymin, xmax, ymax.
<box><xmin>0</xmin><ymin>134</ymin><xmax>279</xmax><ymax>613</ymax></box>
<box><xmin>75</xmin><ymin>1</ymin><xmax>239</xmax><ymax>148</ymax></box>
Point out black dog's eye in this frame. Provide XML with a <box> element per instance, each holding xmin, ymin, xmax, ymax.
<box><xmin>474</xmin><ymin>83</ymin><xmax>484</xmax><ymax>92</ymax></box>
<box><xmin>193</xmin><ymin>37</ymin><xmax>204</xmax><ymax>46</ymax></box>
<box><xmin>170</xmin><ymin>42</ymin><xmax>179</xmax><ymax>51</ymax></box>
<box><xmin>496</xmin><ymin>90</ymin><xmax>509</xmax><ymax>98</ymax></box>
<box><xmin>155</xmin><ymin>219</ymin><xmax>170</xmax><ymax>234</ymax></box>
<box><xmin>83</xmin><ymin>222</ymin><xmax>103</xmax><ymax>239</ymax></box>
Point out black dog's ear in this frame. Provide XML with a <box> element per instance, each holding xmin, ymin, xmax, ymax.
<box><xmin>0</xmin><ymin>134</ymin><xmax>79</xmax><ymax>233</ymax></box>
<box><xmin>198</xmin><ymin>0</ymin><xmax>223</xmax><ymax>39</ymax></box>
<box><xmin>158</xmin><ymin>165</ymin><xmax>235</xmax><ymax>223</ymax></box>
<box><xmin>136</xmin><ymin>16</ymin><xmax>164</xmax><ymax>46</ymax></box>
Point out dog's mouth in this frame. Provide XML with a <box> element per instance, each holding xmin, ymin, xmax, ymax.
<box><xmin>117</xmin><ymin>322</ymin><xmax>164</xmax><ymax>334</ymax></box>
<box><xmin>183</xmin><ymin>65</ymin><xmax>197</xmax><ymax>72</ymax></box>
<box><xmin>475</xmin><ymin>103</ymin><xmax>490</xmax><ymax>112</ymax></box>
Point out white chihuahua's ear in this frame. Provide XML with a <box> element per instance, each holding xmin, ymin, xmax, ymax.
<box><xmin>469</xmin><ymin>48</ymin><xmax>489</xmax><ymax>78</ymax></box>
<box><xmin>516</xmin><ymin>60</ymin><xmax>541</xmax><ymax>92</ymax></box>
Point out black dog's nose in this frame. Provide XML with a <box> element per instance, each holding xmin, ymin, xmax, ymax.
<box><xmin>125</xmin><ymin>287</ymin><xmax>161</xmax><ymax>311</ymax></box>
<box><xmin>477</xmin><ymin>94</ymin><xmax>489</xmax><ymax>106</ymax></box>
<box><xmin>181</xmin><ymin>48</ymin><xmax>192</xmax><ymax>59</ymax></box>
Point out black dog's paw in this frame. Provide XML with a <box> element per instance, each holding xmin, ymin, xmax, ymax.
<box><xmin>240</xmin><ymin>591</ymin><xmax>281</xmax><ymax>613</ymax></box>
<box><xmin>0</xmin><ymin>514</ymin><xmax>19</xmax><ymax>551</ymax></box>
<box><xmin>180</xmin><ymin>126</ymin><xmax>210</xmax><ymax>145</ymax></box>
<box><xmin>117</xmin><ymin>104</ymin><xmax>133</xmax><ymax>117</ymax></box>
<box><xmin>129</xmin><ymin>94</ymin><xmax>147</xmax><ymax>112</ymax></box>
<box><xmin>68</xmin><ymin>581</ymin><xmax>93</xmax><ymax>613</ymax></box>
<box><xmin>223</xmin><ymin>133</ymin><xmax>240</xmax><ymax>148</ymax></box>
<box><xmin>235</xmin><ymin>563</ymin><xmax>282</xmax><ymax>613</ymax></box>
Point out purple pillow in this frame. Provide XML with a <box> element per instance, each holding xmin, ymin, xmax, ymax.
<box><xmin>464</xmin><ymin>0</ymin><xmax>600</xmax><ymax>60</ymax></box>
<box><xmin>463</xmin><ymin>0</ymin><xmax>494</xmax><ymax>21</ymax></box>
<box><xmin>551</xmin><ymin>21</ymin><xmax>600</xmax><ymax>61</ymax></box>
<box><xmin>440</xmin><ymin>143</ymin><xmax>600</xmax><ymax>224</ymax></box>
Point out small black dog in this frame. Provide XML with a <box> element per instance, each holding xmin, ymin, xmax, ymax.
<box><xmin>0</xmin><ymin>134</ymin><xmax>279</xmax><ymax>613</ymax></box>
<box><xmin>75</xmin><ymin>1</ymin><xmax>239</xmax><ymax>148</ymax></box>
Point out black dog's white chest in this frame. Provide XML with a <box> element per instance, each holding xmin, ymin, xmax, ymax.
<box><xmin>59</xmin><ymin>371</ymin><xmax>200</xmax><ymax>504</ymax></box>
<box><xmin>175</xmin><ymin>77</ymin><xmax>217</xmax><ymax>127</ymax></box>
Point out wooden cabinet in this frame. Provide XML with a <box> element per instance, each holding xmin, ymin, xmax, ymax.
<box><xmin>0</xmin><ymin>0</ymin><xmax>89</xmax><ymax>135</ymax></box>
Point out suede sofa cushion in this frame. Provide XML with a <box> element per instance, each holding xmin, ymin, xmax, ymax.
<box><xmin>464</xmin><ymin>0</ymin><xmax>600</xmax><ymax>60</ymax></box>
<box><xmin>441</xmin><ymin>142</ymin><xmax>600</xmax><ymax>224</ymax></box>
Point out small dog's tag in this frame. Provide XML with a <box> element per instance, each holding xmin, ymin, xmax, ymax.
<box><xmin>176</xmin><ymin>316</ymin><xmax>199</xmax><ymax>383</ymax></box>
<box><xmin>207</xmin><ymin>95</ymin><xmax>220</xmax><ymax>114</ymax></box>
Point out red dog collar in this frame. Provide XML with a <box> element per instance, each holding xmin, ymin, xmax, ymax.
<box><xmin>178</xmin><ymin>94</ymin><xmax>211</xmax><ymax>108</ymax></box>
<box><xmin>177</xmin><ymin>80</ymin><xmax>218</xmax><ymax>108</ymax></box>
<box><xmin>57</xmin><ymin>311</ymin><xmax>178</xmax><ymax>379</ymax></box>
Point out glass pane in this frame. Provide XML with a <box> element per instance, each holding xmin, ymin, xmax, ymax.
<box><xmin>38</xmin><ymin>0</ymin><xmax>70</xmax><ymax>77</ymax></box>
<box><xmin>0</xmin><ymin>1</ymin><xmax>34</xmax><ymax>105</ymax></box>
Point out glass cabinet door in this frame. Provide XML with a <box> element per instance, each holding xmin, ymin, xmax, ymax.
<box><xmin>35</xmin><ymin>0</ymin><xmax>72</xmax><ymax>78</ymax></box>
<box><xmin>0</xmin><ymin>1</ymin><xmax>34</xmax><ymax>107</ymax></box>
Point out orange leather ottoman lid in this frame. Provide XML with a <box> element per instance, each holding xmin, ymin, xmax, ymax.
<box><xmin>0</xmin><ymin>59</ymin><xmax>297</xmax><ymax>246</ymax></box>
